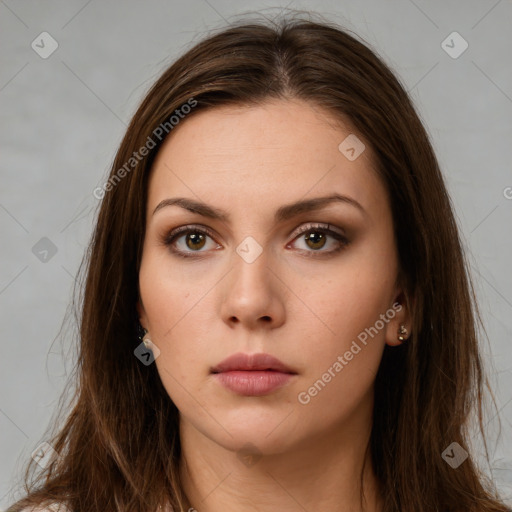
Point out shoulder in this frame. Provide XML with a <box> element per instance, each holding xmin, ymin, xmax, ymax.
<box><xmin>19</xmin><ymin>503</ymin><xmax>71</xmax><ymax>512</ymax></box>
<box><xmin>17</xmin><ymin>503</ymin><xmax>177</xmax><ymax>512</ymax></box>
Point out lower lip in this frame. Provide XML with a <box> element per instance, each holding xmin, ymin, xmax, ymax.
<box><xmin>213</xmin><ymin>370</ymin><xmax>294</xmax><ymax>396</ymax></box>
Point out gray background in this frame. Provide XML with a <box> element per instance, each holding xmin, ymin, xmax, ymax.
<box><xmin>1</xmin><ymin>0</ymin><xmax>511</xmax><ymax>508</ymax></box>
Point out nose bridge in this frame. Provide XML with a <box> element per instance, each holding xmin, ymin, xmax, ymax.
<box><xmin>220</xmin><ymin>236</ymin><xmax>285</xmax><ymax>328</ymax></box>
<box><xmin>230</xmin><ymin>238</ymin><xmax>273</xmax><ymax>303</ymax></box>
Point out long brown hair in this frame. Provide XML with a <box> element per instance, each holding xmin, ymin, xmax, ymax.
<box><xmin>7</xmin><ymin>11</ymin><xmax>510</xmax><ymax>512</ymax></box>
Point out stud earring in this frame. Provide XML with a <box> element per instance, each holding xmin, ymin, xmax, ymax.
<box><xmin>398</xmin><ymin>324</ymin><xmax>408</xmax><ymax>342</ymax></box>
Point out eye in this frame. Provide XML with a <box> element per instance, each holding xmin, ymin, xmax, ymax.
<box><xmin>163</xmin><ymin>225</ymin><xmax>221</xmax><ymax>258</ymax></box>
<box><xmin>162</xmin><ymin>222</ymin><xmax>349</xmax><ymax>259</ymax></box>
<box><xmin>288</xmin><ymin>222</ymin><xmax>349</xmax><ymax>256</ymax></box>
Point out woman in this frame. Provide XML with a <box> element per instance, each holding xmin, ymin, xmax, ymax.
<box><xmin>8</xmin><ymin>12</ymin><xmax>511</xmax><ymax>512</ymax></box>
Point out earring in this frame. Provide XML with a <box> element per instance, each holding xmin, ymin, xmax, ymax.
<box><xmin>137</xmin><ymin>323</ymin><xmax>150</xmax><ymax>348</ymax></box>
<box><xmin>398</xmin><ymin>324</ymin><xmax>408</xmax><ymax>342</ymax></box>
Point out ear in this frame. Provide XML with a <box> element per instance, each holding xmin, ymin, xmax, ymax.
<box><xmin>136</xmin><ymin>298</ymin><xmax>148</xmax><ymax>331</ymax></box>
<box><xmin>384</xmin><ymin>288</ymin><xmax>412</xmax><ymax>347</ymax></box>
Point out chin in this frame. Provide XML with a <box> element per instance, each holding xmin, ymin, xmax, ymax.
<box><xmin>185</xmin><ymin>407</ymin><xmax>303</xmax><ymax>456</ymax></box>
<box><xmin>216</xmin><ymin>428</ymin><xmax>298</xmax><ymax>457</ymax></box>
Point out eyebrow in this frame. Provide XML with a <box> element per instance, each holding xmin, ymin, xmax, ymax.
<box><xmin>152</xmin><ymin>193</ymin><xmax>366</xmax><ymax>222</ymax></box>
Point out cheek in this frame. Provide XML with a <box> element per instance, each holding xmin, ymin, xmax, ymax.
<box><xmin>139</xmin><ymin>248</ymin><xmax>214</xmax><ymax>337</ymax></box>
<box><xmin>290</xmin><ymin>248</ymin><xmax>396</xmax><ymax>413</ymax></box>
<box><xmin>295</xmin><ymin>252</ymin><xmax>395</xmax><ymax>347</ymax></box>
<box><xmin>138</xmin><ymin>255</ymin><xmax>218</xmax><ymax>391</ymax></box>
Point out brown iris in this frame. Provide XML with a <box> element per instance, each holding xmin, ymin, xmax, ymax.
<box><xmin>186</xmin><ymin>232</ymin><xmax>207</xmax><ymax>250</ymax></box>
<box><xmin>305</xmin><ymin>231</ymin><xmax>327</xmax><ymax>250</ymax></box>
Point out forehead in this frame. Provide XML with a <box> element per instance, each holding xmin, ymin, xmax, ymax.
<box><xmin>147</xmin><ymin>99</ymin><xmax>387</xmax><ymax>219</ymax></box>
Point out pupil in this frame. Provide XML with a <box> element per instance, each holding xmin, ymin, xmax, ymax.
<box><xmin>306</xmin><ymin>232</ymin><xmax>325</xmax><ymax>249</ymax></box>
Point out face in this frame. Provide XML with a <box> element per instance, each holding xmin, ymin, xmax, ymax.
<box><xmin>137</xmin><ymin>99</ymin><xmax>409</xmax><ymax>455</ymax></box>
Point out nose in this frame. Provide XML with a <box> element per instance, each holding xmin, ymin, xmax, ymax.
<box><xmin>219</xmin><ymin>245</ymin><xmax>286</xmax><ymax>331</ymax></box>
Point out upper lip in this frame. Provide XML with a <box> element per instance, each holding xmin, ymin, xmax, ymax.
<box><xmin>211</xmin><ymin>352</ymin><xmax>296</xmax><ymax>374</ymax></box>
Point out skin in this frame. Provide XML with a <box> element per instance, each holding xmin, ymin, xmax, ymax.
<box><xmin>137</xmin><ymin>98</ymin><xmax>410</xmax><ymax>512</ymax></box>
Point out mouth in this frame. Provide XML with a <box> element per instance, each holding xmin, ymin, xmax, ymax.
<box><xmin>211</xmin><ymin>352</ymin><xmax>297</xmax><ymax>396</ymax></box>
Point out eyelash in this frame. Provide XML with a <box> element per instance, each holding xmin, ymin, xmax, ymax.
<box><xmin>162</xmin><ymin>223</ymin><xmax>350</xmax><ymax>259</ymax></box>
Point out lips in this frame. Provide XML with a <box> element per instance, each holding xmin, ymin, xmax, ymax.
<box><xmin>211</xmin><ymin>352</ymin><xmax>297</xmax><ymax>396</ymax></box>
<box><xmin>211</xmin><ymin>352</ymin><xmax>296</xmax><ymax>374</ymax></box>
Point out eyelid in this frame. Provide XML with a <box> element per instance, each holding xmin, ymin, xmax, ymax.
<box><xmin>164</xmin><ymin>222</ymin><xmax>346</xmax><ymax>244</ymax></box>
<box><xmin>288</xmin><ymin>222</ymin><xmax>346</xmax><ymax>240</ymax></box>
<box><xmin>163</xmin><ymin>224</ymin><xmax>219</xmax><ymax>244</ymax></box>
<box><xmin>163</xmin><ymin>222</ymin><xmax>349</xmax><ymax>257</ymax></box>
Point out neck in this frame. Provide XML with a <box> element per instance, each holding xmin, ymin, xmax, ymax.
<box><xmin>178</xmin><ymin>416</ymin><xmax>382</xmax><ymax>512</ymax></box>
